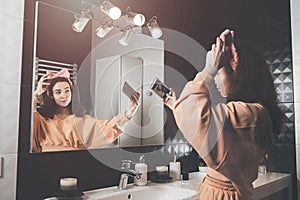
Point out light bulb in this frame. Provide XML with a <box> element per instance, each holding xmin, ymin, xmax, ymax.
<box><xmin>100</xmin><ymin>1</ymin><xmax>121</xmax><ymax>20</ymax></box>
<box><xmin>133</xmin><ymin>14</ymin><xmax>145</xmax><ymax>26</ymax></box>
<box><xmin>108</xmin><ymin>7</ymin><xmax>121</xmax><ymax>20</ymax></box>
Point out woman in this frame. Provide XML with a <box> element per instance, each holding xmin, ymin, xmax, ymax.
<box><xmin>32</xmin><ymin>69</ymin><xmax>139</xmax><ymax>152</ymax></box>
<box><xmin>164</xmin><ymin>30</ymin><xmax>284</xmax><ymax>199</ymax></box>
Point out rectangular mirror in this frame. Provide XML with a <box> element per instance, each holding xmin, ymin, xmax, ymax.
<box><xmin>30</xmin><ymin>1</ymin><xmax>165</xmax><ymax>153</ymax></box>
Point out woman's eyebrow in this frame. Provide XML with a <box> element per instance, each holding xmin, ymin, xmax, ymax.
<box><xmin>64</xmin><ymin>87</ymin><xmax>70</xmax><ymax>90</ymax></box>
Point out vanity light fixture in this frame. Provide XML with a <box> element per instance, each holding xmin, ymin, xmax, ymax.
<box><xmin>72</xmin><ymin>1</ymin><xmax>162</xmax><ymax>45</ymax></box>
<box><xmin>95</xmin><ymin>22</ymin><xmax>114</xmax><ymax>38</ymax></box>
<box><xmin>100</xmin><ymin>0</ymin><xmax>121</xmax><ymax>20</ymax></box>
<box><xmin>119</xmin><ymin>26</ymin><xmax>133</xmax><ymax>46</ymax></box>
<box><xmin>126</xmin><ymin>7</ymin><xmax>145</xmax><ymax>27</ymax></box>
<box><xmin>72</xmin><ymin>10</ymin><xmax>92</xmax><ymax>32</ymax></box>
<box><xmin>147</xmin><ymin>16</ymin><xmax>162</xmax><ymax>39</ymax></box>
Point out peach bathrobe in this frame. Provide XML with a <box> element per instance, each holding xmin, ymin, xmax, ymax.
<box><xmin>173</xmin><ymin>72</ymin><xmax>273</xmax><ymax>200</ymax></box>
<box><xmin>32</xmin><ymin>103</ymin><xmax>129</xmax><ymax>152</ymax></box>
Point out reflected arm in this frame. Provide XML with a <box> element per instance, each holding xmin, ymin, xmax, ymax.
<box><xmin>75</xmin><ymin>113</ymin><xmax>130</xmax><ymax>149</ymax></box>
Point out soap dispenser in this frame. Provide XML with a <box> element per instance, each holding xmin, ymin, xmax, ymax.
<box><xmin>135</xmin><ymin>155</ymin><xmax>147</xmax><ymax>186</ymax></box>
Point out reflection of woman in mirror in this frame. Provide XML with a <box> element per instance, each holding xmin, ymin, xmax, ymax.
<box><xmin>164</xmin><ymin>30</ymin><xmax>284</xmax><ymax>199</ymax></box>
<box><xmin>32</xmin><ymin>69</ymin><xmax>139</xmax><ymax>152</ymax></box>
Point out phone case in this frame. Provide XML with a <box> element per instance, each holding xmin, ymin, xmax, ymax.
<box><xmin>150</xmin><ymin>78</ymin><xmax>171</xmax><ymax>99</ymax></box>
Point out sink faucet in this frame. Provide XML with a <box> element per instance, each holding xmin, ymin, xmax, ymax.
<box><xmin>118</xmin><ymin>160</ymin><xmax>141</xmax><ymax>190</ymax></box>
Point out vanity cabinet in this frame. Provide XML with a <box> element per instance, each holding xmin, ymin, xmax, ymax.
<box><xmin>60</xmin><ymin>171</ymin><xmax>292</xmax><ymax>200</ymax></box>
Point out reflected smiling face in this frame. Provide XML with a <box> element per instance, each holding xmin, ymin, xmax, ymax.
<box><xmin>52</xmin><ymin>81</ymin><xmax>72</xmax><ymax>107</ymax></box>
<box><xmin>214</xmin><ymin>65</ymin><xmax>234</xmax><ymax>97</ymax></box>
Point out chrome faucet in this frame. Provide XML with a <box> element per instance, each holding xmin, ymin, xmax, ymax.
<box><xmin>118</xmin><ymin>160</ymin><xmax>141</xmax><ymax>190</ymax></box>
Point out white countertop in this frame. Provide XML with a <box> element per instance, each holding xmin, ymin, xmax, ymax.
<box><xmin>152</xmin><ymin>171</ymin><xmax>292</xmax><ymax>199</ymax></box>
<box><xmin>45</xmin><ymin>171</ymin><xmax>292</xmax><ymax>200</ymax></box>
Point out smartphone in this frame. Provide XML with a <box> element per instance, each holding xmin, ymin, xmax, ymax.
<box><xmin>122</xmin><ymin>81</ymin><xmax>140</xmax><ymax>104</ymax></box>
<box><xmin>150</xmin><ymin>78</ymin><xmax>171</xmax><ymax>100</ymax></box>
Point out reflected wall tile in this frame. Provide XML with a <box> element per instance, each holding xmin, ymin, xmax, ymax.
<box><xmin>184</xmin><ymin>143</ymin><xmax>193</xmax><ymax>156</ymax></box>
<box><xmin>165</xmin><ymin>129</ymin><xmax>187</xmax><ymax>145</ymax></box>
<box><xmin>0</xmin><ymin>83</ymin><xmax>20</xmax><ymax>154</ymax></box>
<box><xmin>0</xmin><ymin>14</ymin><xmax>23</xmax><ymax>85</ymax></box>
<box><xmin>0</xmin><ymin>153</ymin><xmax>17</xmax><ymax>200</ymax></box>
<box><xmin>0</xmin><ymin>0</ymin><xmax>24</xmax><ymax>19</ymax></box>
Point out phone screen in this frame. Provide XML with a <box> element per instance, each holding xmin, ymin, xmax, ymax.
<box><xmin>150</xmin><ymin>78</ymin><xmax>171</xmax><ymax>99</ymax></box>
<box><xmin>122</xmin><ymin>81</ymin><xmax>135</xmax><ymax>98</ymax></box>
<box><xmin>122</xmin><ymin>81</ymin><xmax>140</xmax><ymax>104</ymax></box>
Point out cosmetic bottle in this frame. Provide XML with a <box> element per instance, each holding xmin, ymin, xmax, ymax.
<box><xmin>135</xmin><ymin>155</ymin><xmax>147</xmax><ymax>186</ymax></box>
<box><xmin>169</xmin><ymin>152</ymin><xmax>181</xmax><ymax>180</ymax></box>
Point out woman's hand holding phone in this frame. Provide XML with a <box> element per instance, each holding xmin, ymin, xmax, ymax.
<box><xmin>163</xmin><ymin>88</ymin><xmax>177</xmax><ymax>110</ymax></box>
<box><xmin>123</xmin><ymin>82</ymin><xmax>140</xmax><ymax>119</ymax></box>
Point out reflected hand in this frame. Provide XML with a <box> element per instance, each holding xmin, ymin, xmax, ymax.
<box><xmin>126</xmin><ymin>91</ymin><xmax>141</xmax><ymax>119</ymax></box>
<box><xmin>34</xmin><ymin>73</ymin><xmax>50</xmax><ymax>96</ymax></box>
<box><xmin>163</xmin><ymin>88</ymin><xmax>177</xmax><ymax>110</ymax></box>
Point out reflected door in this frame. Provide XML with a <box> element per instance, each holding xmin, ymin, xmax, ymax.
<box><xmin>119</xmin><ymin>55</ymin><xmax>143</xmax><ymax>146</ymax></box>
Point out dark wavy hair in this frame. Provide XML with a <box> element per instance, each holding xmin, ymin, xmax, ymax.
<box><xmin>227</xmin><ymin>40</ymin><xmax>285</xmax><ymax>136</ymax></box>
<box><xmin>38</xmin><ymin>77</ymin><xmax>86</xmax><ymax>118</ymax></box>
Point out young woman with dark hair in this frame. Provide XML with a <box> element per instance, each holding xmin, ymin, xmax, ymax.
<box><xmin>164</xmin><ymin>29</ymin><xmax>284</xmax><ymax>200</ymax></box>
<box><xmin>32</xmin><ymin>69</ymin><xmax>139</xmax><ymax>152</ymax></box>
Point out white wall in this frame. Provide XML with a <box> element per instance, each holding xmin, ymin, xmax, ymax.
<box><xmin>0</xmin><ymin>0</ymin><xmax>24</xmax><ymax>199</ymax></box>
<box><xmin>290</xmin><ymin>0</ymin><xmax>300</xmax><ymax>198</ymax></box>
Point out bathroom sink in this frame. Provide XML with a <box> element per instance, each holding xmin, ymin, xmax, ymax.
<box><xmin>86</xmin><ymin>185</ymin><xmax>198</xmax><ymax>200</ymax></box>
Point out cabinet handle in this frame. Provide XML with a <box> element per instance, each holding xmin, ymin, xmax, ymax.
<box><xmin>0</xmin><ymin>156</ymin><xmax>3</xmax><ymax>178</ymax></box>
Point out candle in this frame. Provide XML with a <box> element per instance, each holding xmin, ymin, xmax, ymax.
<box><xmin>60</xmin><ymin>177</ymin><xmax>77</xmax><ymax>192</ymax></box>
<box><xmin>156</xmin><ymin>166</ymin><xmax>168</xmax><ymax>177</ymax></box>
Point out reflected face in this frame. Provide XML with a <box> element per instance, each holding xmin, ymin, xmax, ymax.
<box><xmin>214</xmin><ymin>66</ymin><xmax>234</xmax><ymax>97</ymax></box>
<box><xmin>52</xmin><ymin>82</ymin><xmax>72</xmax><ymax>107</ymax></box>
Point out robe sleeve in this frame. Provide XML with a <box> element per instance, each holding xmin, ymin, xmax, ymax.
<box><xmin>31</xmin><ymin>111</ymin><xmax>42</xmax><ymax>152</ymax></box>
<box><xmin>173</xmin><ymin>72</ymin><xmax>227</xmax><ymax>156</ymax></box>
<box><xmin>76</xmin><ymin>113</ymin><xmax>130</xmax><ymax>148</ymax></box>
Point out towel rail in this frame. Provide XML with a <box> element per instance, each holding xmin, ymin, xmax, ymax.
<box><xmin>34</xmin><ymin>57</ymin><xmax>78</xmax><ymax>88</ymax></box>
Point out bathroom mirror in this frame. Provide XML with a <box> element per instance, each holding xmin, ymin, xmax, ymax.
<box><xmin>30</xmin><ymin>1</ymin><xmax>165</xmax><ymax>153</ymax></box>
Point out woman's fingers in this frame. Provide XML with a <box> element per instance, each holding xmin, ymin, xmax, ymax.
<box><xmin>130</xmin><ymin>91</ymin><xmax>140</xmax><ymax>105</ymax></box>
<box><xmin>215</xmin><ymin>37</ymin><xmax>225</xmax><ymax>52</ymax></box>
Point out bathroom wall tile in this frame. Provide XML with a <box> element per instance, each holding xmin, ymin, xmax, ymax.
<box><xmin>294</xmin><ymin>102</ymin><xmax>300</xmax><ymax>145</ymax></box>
<box><xmin>275</xmin><ymin>103</ymin><xmax>295</xmax><ymax>144</ymax></box>
<box><xmin>293</xmin><ymin>60</ymin><xmax>300</xmax><ymax>104</ymax></box>
<box><xmin>0</xmin><ymin>15</ymin><xmax>23</xmax><ymax>85</ymax></box>
<box><xmin>0</xmin><ymin>0</ymin><xmax>24</xmax><ymax>19</ymax></box>
<box><xmin>268</xmin><ymin>144</ymin><xmax>296</xmax><ymax>175</ymax></box>
<box><xmin>291</xmin><ymin>19</ymin><xmax>300</xmax><ymax>61</ymax></box>
<box><xmin>290</xmin><ymin>0</ymin><xmax>300</xmax><ymax>21</ymax></box>
<box><xmin>0</xmin><ymin>83</ymin><xmax>20</xmax><ymax>154</ymax></box>
<box><xmin>296</xmin><ymin>144</ymin><xmax>300</xmax><ymax>198</ymax></box>
<box><xmin>0</xmin><ymin>153</ymin><xmax>17</xmax><ymax>200</ymax></box>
